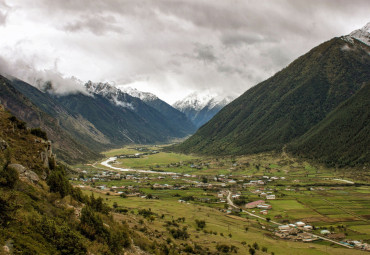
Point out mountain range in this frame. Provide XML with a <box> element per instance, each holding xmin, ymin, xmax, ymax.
<box><xmin>173</xmin><ymin>93</ymin><xmax>233</xmax><ymax>128</ymax></box>
<box><xmin>0</xmin><ymin>78</ymin><xmax>196</xmax><ymax>164</ymax></box>
<box><xmin>174</xmin><ymin>24</ymin><xmax>370</xmax><ymax>167</ymax></box>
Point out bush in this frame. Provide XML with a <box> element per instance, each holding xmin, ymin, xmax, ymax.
<box><xmin>30</xmin><ymin>128</ymin><xmax>48</xmax><ymax>140</ymax></box>
<box><xmin>169</xmin><ymin>227</ymin><xmax>189</xmax><ymax>240</ymax></box>
<box><xmin>195</xmin><ymin>219</ymin><xmax>206</xmax><ymax>229</ymax></box>
<box><xmin>0</xmin><ymin>163</ymin><xmax>19</xmax><ymax>189</ymax></box>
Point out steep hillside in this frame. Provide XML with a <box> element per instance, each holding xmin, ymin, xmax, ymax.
<box><xmin>288</xmin><ymin>83</ymin><xmax>370</xmax><ymax>167</ymax></box>
<box><xmin>2</xmin><ymin>77</ymin><xmax>196</xmax><ymax>164</ymax></box>
<box><xmin>0</xmin><ymin>108</ymin><xmax>177</xmax><ymax>255</ymax></box>
<box><xmin>174</xmin><ymin>36</ymin><xmax>370</xmax><ymax>165</ymax></box>
<box><xmin>173</xmin><ymin>93</ymin><xmax>232</xmax><ymax>128</ymax></box>
<box><xmin>0</xmin><ymin>76</ymin><xmax>100</xmax><ymax>164</ymax></box>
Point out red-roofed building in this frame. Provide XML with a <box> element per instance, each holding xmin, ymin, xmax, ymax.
<box><xmin>245</xmin><ymin>200</ymin><xmax>265</xmax><ymax>209</ymax></box>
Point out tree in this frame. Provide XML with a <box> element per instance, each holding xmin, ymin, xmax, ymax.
<box><xmin>249</xmin><ymin>248</ymin><xmax>256</xmax><ymax>255</ymax></box>
<box><xmin>195</xmin><ymin>219</ymin><xmax>206</xmax><ymax>229</ymax></box>
<box><xmin>79</xmin><ymin>206</ymin><xmax>108</xmax><ymax>240</ymax></box>
<box><xmin>252</xmin><ymin>242</ymin><xmax>259</xmax><ymax>250</ymax></box>
<box><xmin>47</xmin><ymin>169</ymin><xmax>70</xmax><ymax>198</ymax></box>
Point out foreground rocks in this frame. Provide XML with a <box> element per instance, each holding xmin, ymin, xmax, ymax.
<box><xmin>8</xmin><ymin>164</ymin><xmax>39</xmax><ymax>184</ymax></box>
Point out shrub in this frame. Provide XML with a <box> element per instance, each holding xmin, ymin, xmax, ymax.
<box><xmin>0</xmin><ymin>163</ymin><xmax>19</xmax><ymax>189</ymax></box>
<box><xmin>195</xmin><ymin>219</ymin><xmax>206</xmax><ymax>229</ymax></box>
<box><xmin>30</xmin><ymin>128</ymin><xmax>48</xmax><ymax>140</ymax></box>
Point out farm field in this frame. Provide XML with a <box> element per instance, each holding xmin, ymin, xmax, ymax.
<box><xmin>71</xmin><ymin>145</ymin><xmax>370</xmax><ymax>254</ymax></box>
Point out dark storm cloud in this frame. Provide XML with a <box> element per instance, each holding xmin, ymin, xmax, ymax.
<box><xmin>0</xmin><ymin>0</ymin><xmax>369</xmax><ymax>102</ymax></box>
<box><xmin>194</xmin><ymin>44</ymin><xmax>218</xmax><ymax>64</ymax></box>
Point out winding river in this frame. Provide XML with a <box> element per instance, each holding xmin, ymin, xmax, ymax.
<box><xmin>100</xmin><ymin>157</ymin><xmax>177</xmax><ymax>175</ymax></box>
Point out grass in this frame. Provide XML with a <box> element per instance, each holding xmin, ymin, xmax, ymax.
<box><xmin>82</xmin><ymin>190</ymin><xmax>366</xmax><ymax>255</ymax></box>
<box><xmin>72</xmin><ymin>145</ymin><xmax>370</xmax><ymax>253</ymax></box>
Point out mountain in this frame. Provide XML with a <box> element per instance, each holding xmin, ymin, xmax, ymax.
<box><xmin>0</xmin><ymin>76</ymin><xmax>196</xmax><ymax>164</ymax></box>
<box><xmin>174</xmin><ymin>26</ymin><xmax>370</xmax><ymax>167</ymax></box>
<box><xmin>173</xmin><ymin>93</ymin><xmax>232</xmax><ymax>128</ymax></box>
<box><xmin>86</xmin><ymin>82</ymin><xmax>196</xmax><ymax>138</ymax></box>
<box><xmin>114</xmin><ymin>86</ymin><xmax>196</xmax><ymax>135</ymax></box>
<box><xmin>288</xmin><ymin>83</ymin><xmax>370</xmax><ymax>167</ymax></box>
<box><xmin>349</xmin><ymin>22</ymin><xmax>370</xmax><ymax>46</ymax></box>
<box><xmin>0</xmin><ymin>75</ymin><xmax>101</xmax><ymax>164</ymax></box>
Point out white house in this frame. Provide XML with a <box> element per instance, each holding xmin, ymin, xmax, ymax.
<box><xmin>296</xmin><ymin>221</ymin><xmax>306</xmax><ymax>227</ymax></box>
<box><xmin>266</xmin><ymin>195</ymin><xmax>276</xmax><ymax>200</ymax></box>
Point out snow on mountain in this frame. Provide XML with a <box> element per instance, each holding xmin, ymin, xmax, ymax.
<box><xmin>349</xmin><ymin>22</ymin><xmax>370</xmax><ymax>46</ymax></box>
<box><xmin>85</xmin><ymin>81</ymin><xmax>134</xmax><ymax>110</ymax></box>
<box><xmin>117</xmin><ymin>86</ymin><xmax>159</xmax><ymax>102</ymax></box>
<box><xmin>173</xmin><ymin>92</ymin><xmax>232</xmax><ymax>112</ymax></box>
<box><xmin>173</xmin><ymin>92</ymin><xmax>234</xmax><ymax>128</ymax></box>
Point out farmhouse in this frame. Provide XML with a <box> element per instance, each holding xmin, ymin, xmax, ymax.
<box><xmin>257</xmin><ymin>204</ymin><xmax>272</xmax><ymax>210</ymax></box>
<box><xmin>266</xmin><ymin>194</ymin><xmax>276</xmax><ymax>200</ymax></box>
<box><xmin>295</xmin><ymin>221</ymin><xmax>306</xmax><ymax>227</ymax></box>
<box><xmin>278</xmin><ymin>225</ymin><xmax>290</xmax><ymax>232</ymax></box>
<box><xmin>245</xmin><ymin>200</ymin><xmax>265</xmax><ymax>209</ymax></box>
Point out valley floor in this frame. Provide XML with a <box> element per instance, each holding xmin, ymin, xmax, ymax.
<box><xmin>70</xmin><ymin>145</ymin><xmax>370</xmax><ymax>254</ymax></box>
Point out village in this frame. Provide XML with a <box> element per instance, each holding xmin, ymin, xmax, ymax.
<box><xmin>72</xmin><ymin>166</ymin><xmax>370</xmax><ymax>252</ymax></box>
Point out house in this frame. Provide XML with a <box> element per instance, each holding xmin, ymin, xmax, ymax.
<box><xmin>303</xmin><ymin>225</ymin><xmax>313</xmax><ymax>231</ymax></box>
<box><xmin>258</xmin><ymin>204</ymin><xmax>272</xmax><ymax>210</ymax></box>
<box><xmin>260</xmin><ymin>210</ymin><xmax>268</xmax><ymax>215</ymax></box>
<box><xmin>278</xmin><ymin>225</ymin><xmax>290</xmax><ymax>232</ymax></box>
<box><xmin>245</xmin><ymin>200</ymin><xmax>265</xmax><ymax>209</ymax></box>
<box><xmin>266</xmin><ymin>195</ymin><xmax>276</xmax><ymax>200</ymax></box>
<box><xmin>320</xmin><ymin>230</ymin><xmax>330</xmax><ymax>235</ymax></box>
<box><xmin>295</xmin><ymin>221</ymin><xmax>306</xmax><ymax>227</ymax></box>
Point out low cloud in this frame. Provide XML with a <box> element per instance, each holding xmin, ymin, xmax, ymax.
<box><xmin>0</xmin><ymin>56</ymin><xmax>88</xmax><ymax>95</ymax></box>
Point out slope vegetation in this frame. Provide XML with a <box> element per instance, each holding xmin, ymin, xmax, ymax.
<box><xmin>174</xmin><ymin>37</ymin><xmax>370</xmax><ymax>167</ymax></box>
<box><xmin>288</xmin><ymin>83</ymin><xmax>370</xmax><ymax>167</ymax></box>
<box><xmin>0</xmin><ymin>76</ymin><xmax>100</xmax><ymax>164</ymax></box>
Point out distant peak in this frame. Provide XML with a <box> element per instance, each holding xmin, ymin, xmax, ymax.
<box><xmin>173</xmin><ymin>92</ymin><xmax>233</xmax><ymax>111</ymax></box>
<box><xmin>116</xmin><ymin>86</ymin><xmax>158</xmax><ymax>102</ymax></box>
<box><xmin>348</xmin><ymin>22</ymin><xmax>370</xmax><ymax>46</ymax></box>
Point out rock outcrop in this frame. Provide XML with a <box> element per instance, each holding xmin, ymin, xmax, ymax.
<box><xmin>0</xmin><ymin>138</ymin><xmax>8</xmax><ymax>151</ymax></box>
<box><xmin>8</xmin><ymin>164</ymin><xmax>39</xmax><ymax>184</ymax></box>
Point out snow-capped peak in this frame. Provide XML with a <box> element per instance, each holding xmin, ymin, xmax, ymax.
<box><xmin>349</xmin><ymin>22</ymin><xmax>370</xmax><ymax>46</ymax></box>
<box><xmin>173</xmin><ymin>92</ymin><xmax>233</xmax><ymax>112</ymax></box>
<box><xmin>116</xmin><ymin>86</ymin><xmax>158</xmax><ymax>102</ymax></box>
<box><xmin>85</xmin><ymin>81</ymin><xmax>134</xmax><ymax>110</ymax></box>
<box><xmin>85</xmin><ymin>81</ymin><xmax>120</xmax><ymax>96</ymax></box>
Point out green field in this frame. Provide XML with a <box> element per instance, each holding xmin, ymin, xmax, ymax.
<box><xmin>82</xmin><ymin>189</ymin><xmax>367</xmax><ymax>255</ymax></box>
<box><xmin>72</xmin><ymin>145</ymin><xmax>370</xmax><ymax>254</ymax></box>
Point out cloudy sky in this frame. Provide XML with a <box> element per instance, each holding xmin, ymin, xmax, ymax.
<box><xmin>0</xmin><ymin>0</ymin><xmax>369</xmax><ymax>103</ymax></box>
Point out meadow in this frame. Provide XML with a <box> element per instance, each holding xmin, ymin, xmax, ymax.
<box><xmin>71</xmin><ymin>145</ymin><xmax>370</xmax><ymax>254</ymax></box>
